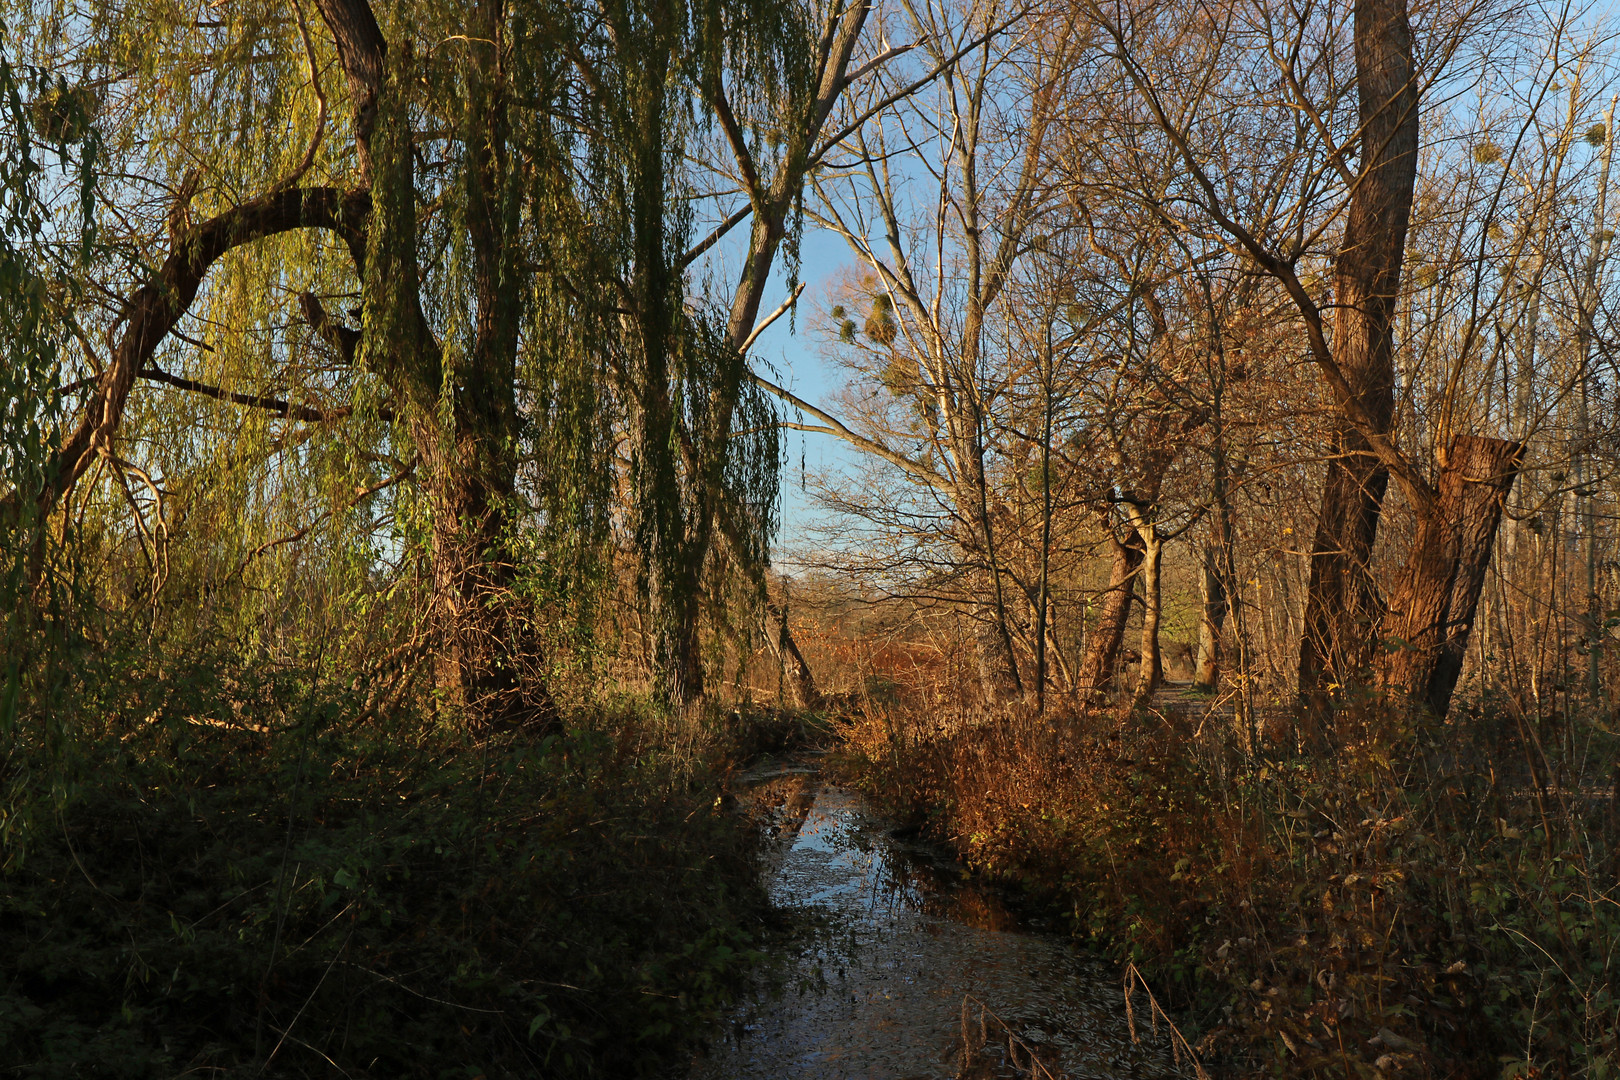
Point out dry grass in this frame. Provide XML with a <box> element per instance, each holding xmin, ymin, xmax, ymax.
<box><xmin>842</xmin><ymin>694</ymin><xmax>1620</xmax><ymax>1079</ymax></box>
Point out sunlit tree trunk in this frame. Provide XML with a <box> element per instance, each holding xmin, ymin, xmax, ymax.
<box><xmin>1128</xmin><ymin>525</ymin><xmax>1165</xmax><ymax>711</ymax></box>
<box><xmin>1077</xmin><ymin>527</ymin><xmax>1142</xmax><ymax>702</ymax></box>
<box><xmin>1376</xmin><ymin>436</ymin><xmax>1524</xmax><ymax>714</ymax></box>
<box><xmin>1298</xmin><ymin>0</ymin><xmax>1419</xmax><ymax>707</ymax></box>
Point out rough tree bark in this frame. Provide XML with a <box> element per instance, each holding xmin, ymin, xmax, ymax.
<box><xmin>1297</xmin><ymin>0</ymin><xmax>1420</xmax><ymax>707</ymax></box>
<box><xmin>1376</xmin><ymin>436</ymin><xmax>1524</xmax><ymax>714</ymax></box>
<box><xmin>357</xmin><ymin>26</ymin><xmax>555</xmax><ymax>729</ymax></box>
<box><xmin>1076</xmin><ymin>527</ymin><xmax>1143</xmax><ymax>702</ymax></box>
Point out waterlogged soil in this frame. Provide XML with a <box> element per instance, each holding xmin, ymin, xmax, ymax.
<box><xmin>690</xmin><ymin>764</ymin><xmax>1176</xmax><ymax>1080</ymax></box>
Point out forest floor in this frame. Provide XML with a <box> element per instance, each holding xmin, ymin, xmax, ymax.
<box><xmin>6</xmin><ymin>653</ymin><xmax>1616</xmax><ymax>1080</ymax></box>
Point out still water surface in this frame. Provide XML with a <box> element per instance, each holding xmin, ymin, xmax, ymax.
<box><xmin>690</xmin><ymin>771</ymin><xmax>1175</xmax><ymax>1079</ymax></box>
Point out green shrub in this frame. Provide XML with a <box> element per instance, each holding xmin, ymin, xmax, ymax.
<box><xmin>0</xmin><ymin>649</ymin><xmax>766</xmax><ymax>1078</ymax></box>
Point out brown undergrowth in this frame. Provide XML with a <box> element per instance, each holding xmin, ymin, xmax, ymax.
<box><xmin>843</xmin><ymin>696</ymin><xmax>1620</xmax><ymax>1079</ymax></box>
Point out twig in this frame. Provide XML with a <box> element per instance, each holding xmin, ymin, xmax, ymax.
<box><xmin>1122</xmin><ymin>962</ymin><xmax>1210</xmax><ymax>1078</ymax></box>
<box><xmin>959</xmin><ymin>993</ymin><xmax>1063</xmax><ymax>1079</ymax></box>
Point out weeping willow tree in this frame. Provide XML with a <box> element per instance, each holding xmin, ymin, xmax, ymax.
<box><xmin>577</xmin><ymin>0</ymin><xmax>816</xmax><ymax>707</ymax></box>
<box><xmin>0</xmin><ymin>31</ymin><xmax>71</xmax><ymax>711</ymax></box>
<box><xmin>575</xmin><ymin>0</ymin><xmax>889</xmax><ymax>709</ymax></box>
<box><xmin>0</xmin><ymin>0</ymin><xmax>879</xmax><ymax>722</ymax></box>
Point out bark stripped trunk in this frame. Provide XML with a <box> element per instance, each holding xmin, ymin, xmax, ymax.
<box><xmin>1297</xmin><ymin>0</ymin><xmax>1420</xmax><ymax>707</ymax></box>
<box><xmin>1077</xmin><ymin>528</ymin><xmax>1143</xmax><ymax>702</ymax></box>
<box><xmin>1376</xmin><ymin>436</ymin><xmax>1523</xmax><ymax>714</ymax></box>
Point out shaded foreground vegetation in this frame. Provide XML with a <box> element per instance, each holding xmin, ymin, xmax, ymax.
<box><xmin>0</xmin><ymin>639</ymin><xmax>794</xmax><ymax>1078</ymax></box>
<box><xmin>842</xmin><ymin>694</ymin><xmax>1620</xmax><ymax>1078</ymax></box>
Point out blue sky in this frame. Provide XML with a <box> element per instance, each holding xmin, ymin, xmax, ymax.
<box><xmin>737</xmin><ymin>224</ymin><xmax>860</xmax><ymax>552</ymax></box>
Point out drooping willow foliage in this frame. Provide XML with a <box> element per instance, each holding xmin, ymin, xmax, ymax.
<box><xmin>0</xmin><ymin>0</ymin><xmax>818</xmax><ymax>715</ymax></box>
<box><xmin>0</xmin><ymin>31</ymin><xmax>60</xmax><ymax>671</ymax></box>
<box><xmin>564</xmin><ymin>0</ymin><xmax>811</xmax><ymax>704</ymax></box>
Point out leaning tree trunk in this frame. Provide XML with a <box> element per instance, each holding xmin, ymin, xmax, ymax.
<box><xmin>1297</xmin><ymin>0</ymin><xmax>1420</xmax><ymax>708</ymax></box>
<box><xmin>765</xmin><ymin>602</ymin><xmax>823</xmax><ymax>710</ymax></box>
<box><xmin>1077</xmin><ymin>528</ymin><xmax>1143</xmax><ymax>702</ymax></box>
<box><xmin>1376</xmin><ymin>435</ymin><xmax>1524</xmax><ymax>715</ymax></box>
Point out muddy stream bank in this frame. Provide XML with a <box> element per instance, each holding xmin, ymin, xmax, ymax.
<box><xmin>689</xmin><ymin>761</ymin><xmax>1178</xmax><ymax>1079</ymax></box>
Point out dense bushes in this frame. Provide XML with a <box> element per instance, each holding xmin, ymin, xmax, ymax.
<box><xmin>844</xmin><ymin>699</ymin><xmax>1620</xmax><ymax>1078</ymax></box>
<box><xmin>0</xmin><ymin>650</ymin><xmax>767</xmax><ymax>1078</ymax></box>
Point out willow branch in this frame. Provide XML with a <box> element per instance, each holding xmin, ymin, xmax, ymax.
<box><xmin>3</xmin><ymin>185</ymin><xmax>371</xmax><ymax>524</ymax></box>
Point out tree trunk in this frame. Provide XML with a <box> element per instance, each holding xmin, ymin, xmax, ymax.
<box><xmin>1077</xmin><ymin>528</ymin><xmax>1143</xmax><ymax>702</ymax></box>
<box><xmin>1194</xmin><ymin>543</ymin><xmax>1227</xmax><ymax>691</ymax></box>
<box><xmin>660</xmin><ymin>3</ymin><xmax>871</xmax><ymax>713</ymax></box>
<box><xmin>1297</xmin><ymin>0</ymin><xmax>1420</xmax><ymax>707</ymax></box>
<box><xmin>1376</xmin><ymin>435</ymin><xmax>1524</xmax><ymax>715</ymax></box>
<box><xmin>1194</xmin><ymin>455</ymin><xmax>1233</xmax><ymax>691</ymax></box>
<box><xmin>368</xmin><ymin>38</ymin><xmax>552</xmax><ymax>730</ymax></box>
<box><xmin>972</xmin><ymin>593</ymin><xmax>1024</xmax><ymax>704</ymax></box>
<box><xmin>765</xmin><ymin>602</ymin><xmax>822</xmax><ymax>710</ymax></box>
<box><xmin>1129</xmin><ymin>528</ymin><xmax>1165</xmax><ymax>712</ymax></box>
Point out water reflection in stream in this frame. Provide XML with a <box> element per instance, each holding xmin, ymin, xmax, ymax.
<box><xmin>691</xmin><ymin>773</ymin><xmax>1174</xmax><ymax>1080</ymax></box>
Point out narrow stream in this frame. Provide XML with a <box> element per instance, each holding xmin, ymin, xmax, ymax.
<box><xmin>691</xmin><ymin>768</ymin><xmax>1176</xmax><ymax>1079</ymax></box>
